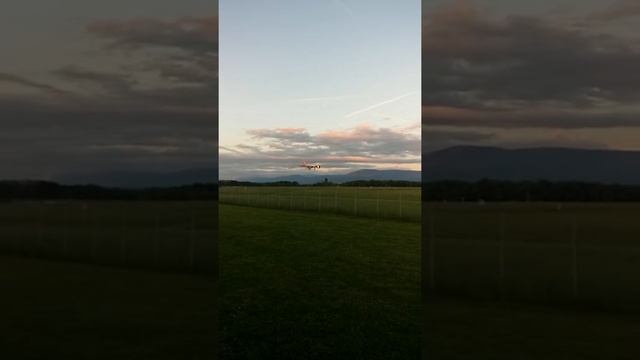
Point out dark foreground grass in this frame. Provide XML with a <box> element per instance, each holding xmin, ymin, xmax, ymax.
<box><xmin>426</xmin><ymin>202</ymin><xmax>640</xmax><ymax>307</ymax></box>
<box><xmin>219</xmin><ymin>204</ymin><xmax>421</xmax><ymax>359</ymax></box>
<box><xmin>3</xmin><ymin>255</ymin><xmax>639</xmax><ymax>359</ymax></box>
<box><xmin>425</xmin><ymin>295</ymin><xmax>640</xmax><ymax>360</ymax></box>
<box><xmin>0</xmin><ymin>257</ymin><xmax>217</xmax><ymax>360</ymax></box>
<box><xmin>0</xmin><ymin>201</ymin><xmax>217</xmax><ymax>272</ymax></box>
<box><xmin>4</xmin><ymin>202</ymin><xmax>639</xmax><ymax>359</ymax></box>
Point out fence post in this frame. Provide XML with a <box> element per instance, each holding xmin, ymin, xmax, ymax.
<box><xmin>189</xmin><ymin>215</ymin><xmax>196</xmax><ymax>270</ymax></box>
<box><xmin>120</xmin><ymin>211</ymin><xmax>127</xmax><ymax>265</ymax></box>
<box><xmin>154</xmin><ymin>214</ymin><xmax>160</xmax><ymax>267</ymax></box>
<box><xmin>376</xmin><ymin>189</ymin><xmax>380</xmax><ymax>220</ymax></box>
<box><xmin>62</xmin><ymin>205</ymin><xmax>69</xmax><ymax>258</ymax></box>
<box><xmin>498</xmin><ymin>212</ymin><xmax>506</xmax><ymax>301</ymax></box>
<box><xmin>19</xmin><ymin>211</ymin><xmax>25</xmax><ymax>255</ymax></box>
<box><xmin>12</xmin><ymin>208</ymin><xmax>19</xmax><ymax>254</ymax></box>
<box><xmin>429</xmin><ymin>211</ymin><xmax>437</xmax><ymax>290</ymax></box>
<box><xmin>571</xmin><ymin>214</ymin><xmax>579</xmax><ymax>300</ymax></box>
<box><xmin>90</xmin><ymin>205</ymin><xmax>97</xmax><ymax>262</ymax></box>
<box><xmin>354</xmin><ymin>189</ymin><xmax>358</xmax><ymax>216</ymax></box>
<box><xmin>37</xmin><ymin>203</ymin><xmax>43</xmax><ymax>256</ymax></box>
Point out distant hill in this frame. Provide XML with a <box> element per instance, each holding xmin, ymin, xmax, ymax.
<box><xmin>423</xmin><ymin>146</ymin><xmax>640</xmax><ymax>185</ymax></box>
<box><xmin>52</xmin><ymin>146</ymin><xmax>640</xmax><ymax>187</ymax></box>
<box><xmin>242</xmin><ymin>169</ymin><xmax>421</xmax><ymax>185</ymax></box>
<box><xmin>0</xmin><ymin>180</ymin><xmax>217</xmax><ymax>200</ymax></box>
<box><xmin>57</xmin><ymin>168</ymin><xmax>217</xmax><ymax>188</ymax></box>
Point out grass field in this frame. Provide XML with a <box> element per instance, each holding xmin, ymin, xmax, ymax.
<box><xmin>0</xmin><ymin>201</ymin><xmax>420</xmax><ymax>359</ymax></box>
<box><xmin>0</xmin><ymin>256</ymin><xmax>217</xmax><ymax>360</ymax></box>
<box><xmin>3</xmin><ymin>258</ymin><xmax>639</xmax><ymax>360</ymax></box>
<box><xmin>0</xmin><ymin>201</ymin><xmax>217</xmax><ymax>272</ymax></box>
<box><xmin>219</xmin><ymin>201</ymin><xmax>639</xmax><ymax>359</ymax></box>
<box><xmin>219</xmin><ymin>186</ymin><xmax>421</xmax><ymax>222</ymax></box>
<box><xmin>2</xmin><ymin>202</ymin><xmax>639</xmax><ymax>359</ymax></box>
<box><xmin>425</xmin><ymin>295</ymin><xmax>640</xmax><ymax>360</ymax></box>
<box><xmin>426</xmin><ymin>202</ymin><xmax>640</xmax><ymax>309</ymax></box>
<box><xmin>219</xmin><ymin>203</ymin><xmax>421</xmax><ymax>359</ymax></box>
<box><xmin>0</xmin><ymin>199</ymin><xmax>419</xmax><ymax>358</ymax></box>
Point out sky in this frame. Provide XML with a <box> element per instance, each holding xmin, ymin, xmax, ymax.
<box><xmin>219</xmin><ymin>0</ymin><xmax>421</xmax><ymax>180</ymax></box>
<box><xmin>422</xmin><ymin>0</ymin><xmax>640</xmax><ymax>153</ymax></box>
<box><xmin>6</xmin><ymin>1</ymin><xmax>637</xmax><ymax>182</ymax></box>
<box><xmin>0</xmin><ymin>0</ymin><xmax>217</xmax><ymax>180</ymax></box>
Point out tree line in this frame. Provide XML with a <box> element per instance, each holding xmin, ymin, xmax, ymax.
<box><xmin>424</xmin><ymin>179</ymin><xmax>640</xmax><ymax>202</ymax></box>
<box><xmin>0</xmin><ymin>181</ymin><xmax>218</xmax><ymax>201</ymax></box>
<box><xmin>220</xmin><ymin>179</ymin><xmax>422</xmax><ymax>187</ymax></box>
<box><xmin>4</xmin><ymin>179</ymin><xmax>640</xmax><ymax>201</ymax></box>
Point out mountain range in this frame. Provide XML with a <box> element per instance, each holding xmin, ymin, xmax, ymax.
<box><xmin>241</xmin><ymin>169</ymin><xmax>421</xmax><ymax>185</ymax></box>
<box><xmin>57</xmin><ymin>168</ymin><xmax>218</xmax><ymax>188</ymax></box>
<box><xmin>244</xmin><ymin>146</ymin><xmax>640</xmax><ymax>185</ymax></box>
<box><xmin>422</xmin><ymin>146</ymin><xmax>640</xmax><ymax>185</ymax></box>
<box><xmin>53</xmin><ymin>146</ymin><xmax>640</xmax><ymax>187</ymax></box>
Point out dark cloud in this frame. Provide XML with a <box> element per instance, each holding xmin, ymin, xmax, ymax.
<box><xmin>423</xmin><ymin>2</ymin><xmax>640</xmax><ymax>112</ymax></box>
<box><xmin>0</xmin><ymin>72</ymin><xmax>66</xmax><ymax>95</ymax></box>
<box><xmin>137</xmin><ymin>57</ymin><xmax>217</xmax><ymax>85</ymax></box>
<box><xmin>422</xmin><ymin>1</ymin><xmax>640</xmax><ymax>135</ymax></box>
<box><xmin>588</xmin><ymin>0</ymin><xmax>640</xmax><ymax>22</ymax></box>
<box><xmin>0</xmin><ymin>96</ymin><xmax>217</xmax><ymax>179</ymax></box>
<box><xmin>86</xmin><ymin>17</ymin><xmax>218</xmax><ymax>56</ymax></box>
<box><xmin>86</xmin><ymin>17</ymin><xmax>218</xmax><ymax>86</ymax></box>
<box><xmin>423</xmin><ymin>105</ymin><xmax>640</xmax><ymax>129</ymax></box>
<box><xmin>81</xmin><ymin>17</ymin><xmax>218</xmax><ymax>111</ymax></box>
<box><xmin>422</xmin><ymin>126</ymin><xmax>495</xmax><ymax>152</ymax></box>
<box><xmin>420</xmin><ymin>124</ymin><xmax>611</xmax><ymax>155</ymax></box>
<box><xmin>0</xmin><ymin>16</ymin><xmax>218</xmax><ymax>179</ymax></box>
<box><xmin>53</xmin><ymin>66</ymin><xmax>136</xmax><ymax>95</ymax></box>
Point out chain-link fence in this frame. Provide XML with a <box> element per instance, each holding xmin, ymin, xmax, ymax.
<box><xmin>219</xmin><ymin>186</ymin><xmax>421</xmax><ymax>222</ymax></box>
<box><xmin>423</xmin><ymin>202</ymin><xmax>640</xmax><ymax>310</ymax></box>
<box><xmin>0</xmin><ymin>201</ymin><xmax>217</xmax><ymax>273</ymax></box>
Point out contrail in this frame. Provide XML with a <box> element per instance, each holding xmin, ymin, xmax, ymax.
<box><xmin>344</xmin><ymin>91</ymin><xmax>417</xmax><ymax>118</ymax></box>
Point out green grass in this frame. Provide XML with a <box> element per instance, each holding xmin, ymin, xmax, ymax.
<box><xmin>1</xmin><ymin>202</ymin><xmax>420</xmax><ymax>359</ymax></box>
<box><xmin>425</xmin><ymin>202</ymin><xmax>640</xmax><ymax>308</ymax></box>
<box><xmin>219</xmin><ymin>204</ymin><xmax>420</xmax><ymax>359</ymax></box>
<box><xmin>2</xmin><ymin>201</ymin><xmax>640</xmax><ymax>359</ymax></box>
<box><xmin>0</xmin><ymin>201</ymin><xmax>217</xmax><ymax>272</ymax></box>
<box><xmin>219</xmin><ymin>186</ymin><xmax>421</xmax><ymax>222</ymax></box>
<box><xmin>0</xmin><ymin>256</ymin><xmax>217</xmax><ymax>360</ymax></box>
<box><xmin>3</xmin><ymin>255</ymin><xmax>638</xmax><ymax>360</ymax></box>
<box><xmin>425</xmin><ymin>295</ymin><xmax>640</xmax><ymax>360</ymax></box>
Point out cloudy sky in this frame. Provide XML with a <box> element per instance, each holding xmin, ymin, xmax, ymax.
<box><xmin>219</xmin><ymin>0</ymin><xmax>421</xmax><ymax>180</ymax></box>
<box><xmin>423</xmin><ymin>0</ymin><xmax>640</xmax><ymax>153</ymax></box>
<box><xmin>6</xmin><ymin>1</ymin><xmax>635</xmax><ymax>182</ymax></box>
<box><xmin>0</xmin><ymin>0</ymin><xmax>217</xmax><ymax>180</ymax></box>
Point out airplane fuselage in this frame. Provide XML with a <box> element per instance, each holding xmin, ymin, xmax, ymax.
<box><xmin>300</xmin><ymin>163</ymin><xmax>321</xmax><ymax>170</ymax></box>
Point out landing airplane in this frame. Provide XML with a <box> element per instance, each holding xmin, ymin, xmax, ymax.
<box><xmin>299</xmin><ymin>162</ymin><xmax>321</xmax><ymax>170</ymax></box>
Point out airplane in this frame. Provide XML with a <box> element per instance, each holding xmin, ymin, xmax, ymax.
<box><xmin>299</xmin><ymin>161</ymin><xmax>321</xmax><ymax>170</ymax></box>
